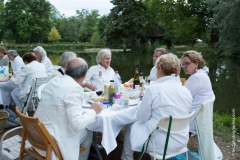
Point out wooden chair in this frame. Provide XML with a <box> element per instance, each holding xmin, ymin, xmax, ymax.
<box><xmin>180</xmin><ymin>78</ymin><xmax>186</xmax><ymax>86</ymax></box>
<box><xmin>15</xmin><ymin>107</ymin><xmax>85</xmax><ymax>160</ymax></box>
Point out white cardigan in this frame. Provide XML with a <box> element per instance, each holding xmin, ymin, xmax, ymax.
<box><xmin>10</xmin><ymin>61</ymin><xmax>47</xmax><ymax>99</ymax></box>
<box><xmin>34</xmin><ymin>75</ymin><xmax>97</xmax><ymax>160</ymax></box>
<box><xmin>130</xmin><ymin>76</ymin><xmax>192</xmax><ymax>154</ymax></box>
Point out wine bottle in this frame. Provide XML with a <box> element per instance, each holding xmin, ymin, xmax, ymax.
<box><xmin>8</xmin><ymin>62</ymin><xmax>13</xmax><ymax>74</ymax></box>
<box><xmin>139</xmin><ymin>66</ymin><xmax>144</xmax><ymax>88</ymax></box>
<box><xmin>108</xmin><ymin>80</ymin><xmax>116</xmax><ymax>105</ymax></box>
<box><xmin>133</xmin><ymin>68</ymin><xmax>140</xmax><ymax>89</ymax></box>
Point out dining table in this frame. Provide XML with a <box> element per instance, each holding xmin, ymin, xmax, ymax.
<box><xmin>83</xmin><ymin>98</ymin><xmax>140</xmax><ymax>155</ymax></box>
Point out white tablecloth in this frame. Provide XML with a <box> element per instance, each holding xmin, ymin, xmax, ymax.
<box><xmin>86</xmin><ymin>105</ymin><xmax>138</xmax><ymax>154</ymax></box>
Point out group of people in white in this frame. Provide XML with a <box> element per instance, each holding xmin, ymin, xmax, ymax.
<box><xmin>0</xmin><ymin>45</ymin><xmax>214</xmax><ymax>159</ymax></box>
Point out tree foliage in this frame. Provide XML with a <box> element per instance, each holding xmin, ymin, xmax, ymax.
<box><xmin>144</xmin><ymin>0</ymin><xmax>212</xmax><ymax>46</ymax></box>
<box><xmin>207</xmin><ymin>0</ymin><xmax>240</xmax><ymax>57</ymax></box>
<box><xmin>3</xmin><ymin>0</ymin><xmax>51</xmax><ymax>43</ymax></box>
<box><xmin>48</xmin><ymin>27</ymin><xmax>61</xmax><ymax>42</ymax></box>
<box><xmin>105</xmin><ymin>0</ymin><xmax>150</xmax><ymax>47</ymax></box>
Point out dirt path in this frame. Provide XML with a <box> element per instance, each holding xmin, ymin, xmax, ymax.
<box><xmin>1</xmin><ymin>127</ymin><xmax>239</xmax><ymax>160</ymax></box>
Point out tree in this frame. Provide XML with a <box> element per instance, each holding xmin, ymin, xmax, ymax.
<box><xmin>91</xmin><ymin>31</ymin><xmax>101</xmax><ymax>47</ymax></box>
<box><xmin>48</xmin><ymin>27</ymin><xmax>61</xmax><ymax>42</ymax></box>
<box><xmin>144</xmin><ymin>0</ymin><xmax>212</xmax><ymax>47</ymax></box>
<box><xmin>0</xmin><ymin>0</ymin><xmax>4</xmax><ymax>40</ymax></box>
<box><xmin>105</xmin><ymin>0</ymin><xmax>150</xmax><ymax>48</ymax></box>
<box><xmin>3</xmin><ymin>0</ymin><xmax>51</xmax><ymax>43</ymax></box>
<box><xmin>207</xmin><ymin>0</ymin><xmax>240</xmax><ymax>57</ymax></box>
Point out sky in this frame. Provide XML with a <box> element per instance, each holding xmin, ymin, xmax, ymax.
<box><xmin>48</xmin><ymin>0</ymin><xmax>114</xmax><ymax>17</ymax></box>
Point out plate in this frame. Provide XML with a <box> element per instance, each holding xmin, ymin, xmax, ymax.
<box><xmin>129</xmin><ymin>99</ymin><xmax>140</xmax><ymax>106</ymax></box>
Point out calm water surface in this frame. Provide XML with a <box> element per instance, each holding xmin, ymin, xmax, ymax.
<box><xmin>48</xmin><ymin>52</ymin><xmax>240</xmax><ymax>116</ymax></box>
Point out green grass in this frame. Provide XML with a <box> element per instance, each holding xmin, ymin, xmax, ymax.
<box><xmin>213</xmin><ymin>112</ymin><xmax>240</xmax><ymax>140</ymax></box>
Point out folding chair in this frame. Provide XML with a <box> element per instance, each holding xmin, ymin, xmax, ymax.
<box><xmin>21</xmin><ymin>77</ymin><xmax>51</xmax><ymax>115</ymax></box>
<box><xmin>190</xmin><ymin>94</ymin><xmax>222</xmax><ymax>160</ymax></box>
<box><xmin>146</xmin><ymin>111</ymin><xmax>196</xmax><ymax>160</ymax></box>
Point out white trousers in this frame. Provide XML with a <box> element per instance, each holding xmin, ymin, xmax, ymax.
<box><xmin>0</xmin><ymin>81</ymin><xmax>17</xmax><ymax>106</ymax></box>
<box><xmin>121</xmin><ymin>123</ymin><xmax>134</xmax><ymax>160</ymax></box>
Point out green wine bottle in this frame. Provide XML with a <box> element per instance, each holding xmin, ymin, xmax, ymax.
<box><xmin>8</xmin><ymin>62</ymin><xmax>13</xmax><ymax>74</ymax></box>
<box><xmin>133</xmin><ymin>68</ymin><xmax>140</xmax><ymax>89</ymax></box>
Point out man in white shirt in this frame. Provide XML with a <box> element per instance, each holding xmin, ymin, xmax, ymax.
<box><xmin>33</xmin><ymin>46</ymin><xmax>54</xmax><ymax>77</ymax></box>
<box><xmin>34</xmin><ymin>58</ymin><xmax>103</xmax><ymax>160</ymax></box>
<box><xmin>7</xmin><ymin>50</ymin><xmax>25</xmax><ymax>73</ymax></box>
<box><xmin>148</xmin><ymin>48</ymin><xmax>167</xmax><ymax>81</ymax></box>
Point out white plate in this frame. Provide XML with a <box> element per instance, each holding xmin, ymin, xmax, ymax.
<box><xmin>129</xmin><ymin>99</ymin><xmax>140</xmax><ymax>106</ymax></box>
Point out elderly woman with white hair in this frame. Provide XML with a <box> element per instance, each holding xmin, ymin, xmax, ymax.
<box><xmin>121</xmin><ymin>53</ymin><xmax>193</xmax><ymax>160</ymax></box>
<box><xmin>33</xmin><ymin>46</ymin><xmax>54</xmax><ymax>76</ymax></box>
<box><xmin>84</xmin><ymin>48</ymin><xmax>115</xmax><ymax>87</ymax></box>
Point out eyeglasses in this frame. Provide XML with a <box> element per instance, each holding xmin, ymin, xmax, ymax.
<box><xmin>181</xmin><ymin>61</ymin><xmax>192</xmax><ymax>68</ymax></box>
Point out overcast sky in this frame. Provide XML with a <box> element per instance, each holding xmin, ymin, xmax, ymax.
<box><xmin>48</xmin><ymin>0</ymin><xmax>114</xmax><ymax>17</ymax></box>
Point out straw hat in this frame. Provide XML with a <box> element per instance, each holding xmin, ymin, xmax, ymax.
<box><xmin>0</xmin><ymin>111</ymin><xmax>9</xmax><ymax>133</ymax></box>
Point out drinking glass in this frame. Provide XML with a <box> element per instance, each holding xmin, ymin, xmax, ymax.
<box><xmin>95</xmin><ymin>84</ymin><xmax>103</xmax><ymax>103</ymax></box>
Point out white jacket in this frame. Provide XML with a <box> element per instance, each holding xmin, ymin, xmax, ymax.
<box><xmin>41</xmin><ymin>57</ymin><xmax>54</xmax><ymax>77</ymax></box>
<box><xmin>11</xmin><ymin>55</ymin><xmax>24</xmax><ymax>73</ymax></box>
<box><xmin>130</xmin><ymin>76</ymin><xmax>192</xmax><ymax>154</ymax></box>
<box><xmin>34</xmin><ymin>75</ymin><xmax>97</xmax><ymax>160</ymax></box>
<box><xmin>10</xmin><ymin>61</ymin><xmax>47</xmax><ymax>99</ymax></box>
<box><xmin>184</xmin><ymin>69</ymin><xmax>214</xmax><ymax>114</ymax></box>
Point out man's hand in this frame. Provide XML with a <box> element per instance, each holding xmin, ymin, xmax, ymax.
<box><xmin>90</xmin><ymin>102</ymin><xmax>103</xmax><ymax>114</ymax></box>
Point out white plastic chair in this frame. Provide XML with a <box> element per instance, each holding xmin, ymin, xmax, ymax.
<box><xmin>147</xmin><ymin>111</ymin><xmax>196</xmax><ymax>160</ymax></box>
<box><xmin>21</xmin><ymin>77</ymin><xmax>51</xmax><ymax>115</ymax></box>
<box><xmin>191</xmin><ymin>94</ymin><xmax>223</xmax><ymax>160</ymax></box>
<box><xmin>37</xmin><ymin>83</ymin><xmax>47</xmax><ymax>101</ymax></box>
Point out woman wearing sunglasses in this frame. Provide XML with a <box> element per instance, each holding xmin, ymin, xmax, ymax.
<box><xmin>181</xmin><ymin>50</ymin><xmax>214</xmax><ymax>131</ymax></box>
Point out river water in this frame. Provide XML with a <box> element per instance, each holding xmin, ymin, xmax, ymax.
<box><xmin>46</xmin><ymin>52</ymin><xmax>239</xmax><ymax>115</ymax></box>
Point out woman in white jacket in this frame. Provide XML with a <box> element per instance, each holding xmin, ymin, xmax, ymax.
<box><xmin>181</xmin><ymin>50</ymin><xmax>213</xmax><ymax>131</ymax></box>
<box><xmin>121</xmin><ymin>53</ymin><xmax>193</xmax><ymax>160</ymax></box>
<box><xmin>9</xmin><ymin>52</ymin><xmax>47</xmax><ymax>123</ymax></box>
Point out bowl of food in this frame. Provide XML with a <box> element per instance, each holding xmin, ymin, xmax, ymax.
<box><xmin>122</xmin><ymin>89</ymin><xmax>139</xmax><ymax>99</ymax></box>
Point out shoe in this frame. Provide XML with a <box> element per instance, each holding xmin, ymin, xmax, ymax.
<box><xmin>190</xmin><ymin>131</ymin><xmax>197</xmax><ymax>137</ymax></box>
<box><xmin>97</xmin><ymin>144</ymin><xmax>103</xmax><ymax>150</ymax></box>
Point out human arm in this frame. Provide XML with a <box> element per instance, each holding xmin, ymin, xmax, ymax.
<box><xmin>64</xmin><ymin>88</ymin><xmax>98</xmax><ymax>132</ymax></box>
<box><xmin>81</xmin><ymin>81</ymin><xmax>96</xmax><ymax>91</ymax></box>
<box><xmin>43</xmin><ymin>58</ymin><xmax>54</xmax><ymax>76</ymax></box>
<box><xmin>9</xmin><ymin>66</ymin><xmax>27</xmax><ymax>85</ymax></box>
<box><xmin>136</xmin><ymin>88</ymin><xmax>152</xmax><ymax>121</ymax></box>
<box><xmin>184</xmin><ymin>74</ymin><xmax>202</xmax><ymax>97</ymax></box>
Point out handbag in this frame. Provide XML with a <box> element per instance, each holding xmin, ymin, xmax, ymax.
<box><xmin>137</xmin><ymin>115</ymin><xmax>172</xmax><ymax>160</ymax></box>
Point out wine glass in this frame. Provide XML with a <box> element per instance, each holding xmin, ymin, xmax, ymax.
<box><xmin>95</xmin><ymin>84</ymin><xmax>103</xmax><ymax>103</ymax></box>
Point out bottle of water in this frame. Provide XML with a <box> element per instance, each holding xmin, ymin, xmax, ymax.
<box><xmin>0</xmin><ymin>66</ymin><xmax>4</xmax><ymax>74</ymax></box>
<box><xmin>113</xmin><ymin>70</ymin><xmax>122</xmax><ymax>94</ymax></box>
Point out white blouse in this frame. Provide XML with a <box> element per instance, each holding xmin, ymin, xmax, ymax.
<box><xmin>184</xmin><ymin>69</ymin><xmax>214</xmax><ymax>114</ymax></box>
<box><xmin>130</xmin><ymin>76</ymin><xmax>192</xmax><ymax>154</ymax></box>
<box><xmin>85</xmin><ymin>64</ymin><xmax>115</xmax><ymax>86</ymax></box>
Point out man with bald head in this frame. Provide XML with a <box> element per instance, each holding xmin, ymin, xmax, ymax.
<box><xmin>35</xmin><ymin>58</ymin><xmax>102</xmax><ymax>160</ymax></box>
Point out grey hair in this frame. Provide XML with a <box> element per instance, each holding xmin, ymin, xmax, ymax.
<box><xmin>7</xmin><ymin>50</ymin><xmax>19</xmax><ymax>57</ymax></box>
<box><xmin>65</xmin><ymin>58</ymin><xmax>88</xmax><ymax>79</ymax></box>
<box><xmin>96</xmin><ymin>48</ymin><xmax>111</xmax><ymax>64</ymax></box>
<box><xmin>33</xmin><ymin>46</ymin><xmax>47</xmax><ymax>60</ymax></box>
<box><xmin>60</xmin><ymin>52</ymin><xmax>77</xmax><ymax>67</ymax></box>
<box><xmin>154</xmin><ymin>48</ymin><xmax>167</xmax><ymax>55</ymax></box>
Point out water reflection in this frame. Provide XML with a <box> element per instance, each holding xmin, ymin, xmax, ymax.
<box><xmin>48</xmin><ymin>53</ymin><xmax>239</xmax><ymax>115</ymax></box>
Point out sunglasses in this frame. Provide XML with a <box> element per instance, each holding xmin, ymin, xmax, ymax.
<box><xmin>181</xmin><ymin>61</ymin><xmax>192</xmax><ymax>68</ymax></box>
